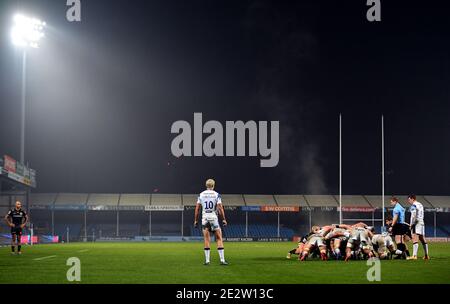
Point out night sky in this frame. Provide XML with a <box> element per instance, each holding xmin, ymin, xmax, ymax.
<box><xmin>0</xmin><ymin>0</ymin><xmax>449</xmax><ymax>195</ymax></box>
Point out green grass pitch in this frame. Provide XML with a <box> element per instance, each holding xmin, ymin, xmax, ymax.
<box><xmin>0</xmin><ymin>242</ymin><xmax>449</xmax><ymax>284</ymax></box>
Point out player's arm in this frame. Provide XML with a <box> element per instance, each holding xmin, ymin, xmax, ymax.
<box><xmin>21</xmin><ymin>212</ymin><xmax>29</xmax><ymax>228</ymax></box>
<box><xmin>336</xmin><ymin>224</ymin><xmax>351</xmax><ymax>229</ymax></box>
<box><xmin>410</xmin><ymin>206</ymin><xmax>417</xmax><ymax>226</ymax></box>
<box><xmin>218</xmin><ymin>203</ymin><xmax>227</xmax><ymax>226</ymax></box>
<box><xmin>4</xmin><ymin>212</ymin><xmax>13</xmax><ymax>227</ymax></box>
<box><xmin>194</xmin><ymin>200</ymin><xmax>201</xmax><ymax>227</ymax></box>
<box><xmin>322</xmin><ymin>226</ymin><xmax>332</xmax><ymax>235</ymax></box>
<box><xmin>391</xmin><ymin>213</ymin><xmax>398</xmax><ymax>226</ymax></box>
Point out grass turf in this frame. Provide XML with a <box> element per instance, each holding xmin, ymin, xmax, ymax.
<box><xmin>0</xmin><ymin>242</ymin><xmax>449</xmax><ymax>284</ymax></box>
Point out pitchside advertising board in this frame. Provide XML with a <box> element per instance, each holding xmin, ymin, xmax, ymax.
<box><xmin>0</xmin><ymin>154</ymin><xmax>37</xmax><ymax>188</ymax></box>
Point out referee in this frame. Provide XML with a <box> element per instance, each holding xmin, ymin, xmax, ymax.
<box><xmin>387</xmin><ymin>197</ymin><xmax>411</xmax><ymax>258</ymax></box>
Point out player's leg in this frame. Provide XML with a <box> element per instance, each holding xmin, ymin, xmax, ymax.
<box><xmin>362</xmin><ymin>246</ymin><xmax>374</xmax><ymax>259</ymax></box>
<box><xmin>418</xmin><ymin>230</ymin><xmax>429</xmax><ymax>260</ymax></box>
<box><xmin>214</xmin><ymin>228</ymin><xmax>227</xmax><ymax>265</ymax></box>
<box><xmin>17</xmin><ymin>229</ymin><xmax>22</xmax><ymax>254</ymax></box>
<box><xmin>316</xmin><ymin>238</ymin><xmax>327</xmax><ymax>260</ymax></box>
<box><xmin>387</xmin><ymin>244</ymin><xmax>402</xmax><ymax>258</ymax></box>
<box><xmin>407</xmin><ymin>232</ymin><xmax>419</xmax><ymax>260</ymax></box>
<box><xmin>319</xmin><ymin>245</ymin><xmax>328</xmax><ymax>261</ymax></box>
<box><xmin>287</xmin><ymin>243</ymin><xmax>303</xmax><ymax>259</ymax></box>
<box><xmin>11</xmin><ymin>230</ymin><xmax>16</xmax><ymax>254</ymax></box>
<box><xmin>202</xmin><ymin>228</ymin><xmax>211</xmax><ymax>265</ymax></box>
<box><xmin>299</xmin><ymin>243</ymin><xmax>311</xmax><ymax>261</ymax></box>
<box><xmin>345</xmin><ymin>239</ymin><xmax>354</xmax><ymax>261</ymax></box>
<box><xmin>334</xmin><ymin>239</ymin><xmax>342</xmax><ymax>260</ymax></box>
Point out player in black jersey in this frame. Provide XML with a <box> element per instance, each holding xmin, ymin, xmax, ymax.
<box><xmin>286</xmin><ymin>233</ymin><xmax>311</xmax><ymax>259</ymax></box>
<box><xmin>4</xmin><ymin>201</ymin><xmax>28</xmax><ymax>255</ymax></box>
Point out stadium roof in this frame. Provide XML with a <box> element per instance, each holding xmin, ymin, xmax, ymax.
<box><xmin>23</xmin><ymin>193</ymin><xmax>450</xmax><ymax>208</ymax></box>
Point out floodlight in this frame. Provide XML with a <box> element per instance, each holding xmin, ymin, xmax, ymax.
<box><xmin>11</xmin><ymin>13</ymin><xmax>46</xmax><ymax>48</ymax></box>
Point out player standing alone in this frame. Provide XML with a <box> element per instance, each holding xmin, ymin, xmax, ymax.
<box><xmin>194</xmin><ymin>179</ymin><xmax>228</xmax><ymax>265</ymax></box>
<box><xmin>4</xmin><ymin>201</ymin><xmax>28</xmax><ymax>255</ymax></box>
<box><xmin>406</xmin><ymin>195</ymin><xmax>430</xmax><ymax>260</ymax></box>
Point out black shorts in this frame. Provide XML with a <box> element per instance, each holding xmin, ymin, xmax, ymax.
<box><xmin>11</xmin><ymin>226</ymin><xmax>23</xmax><ymax>236</ymax></box>
<box><xmin>391</xmin><ymin>223</ymin><xmax>410</xmax><ymax>236</ymax></box>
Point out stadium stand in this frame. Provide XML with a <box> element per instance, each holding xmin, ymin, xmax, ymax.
<box><xmin>30</xmin><ymin>193</ymin><xmax>57</xmax><ymax>206</ymax></box>
<box><xmin>244</xmin><ymin>195</ymin><xmax>276</xmax><ymax>206</ymax></box>
<box><xmin>424</xmin><ymin>196</ymin><xmax>450</xmax><ymax>208</ymax></box>
<box><xmin>3</xmin><ymin>192</ymin><xmax>448</xmax><ymax>243</ymax></box>
<box><xmin>182</xmin><ymin>194</ymin><xmax>198</xmax><ymax>206</ymax></box>
<box><xmin>87</xmin><ymin>194</ymin><xmax>120</xmax><ymax>206</ymax></box>
<box><xmin>119</xmin><ymin>194</ymin><xmax>150</xmax><ymax>206</ymax></box>
<box><xmin>364</xmin><ymin>195</ymin><xmax>385</xmax><ymax>208</ymax></box>
<box><xmin>221</xmin><ymin>194</ymin><xmax>245</xmax><ymax>206</ymax></box>
<box><xmin>151</xmin><ymin>194</ymin><xmax>182</xmax><ymax>205</ymax></box>
<box><xmin>274</xmin><ymin>195</ymin><xmax>308</xmax><ymax>207</ymax></box>
<box><xmin>191</xmin><ymin>224</ymin><xmax>295</xmax><ymax>238</ymax></box>
<box><xmin>335</xmin><ymin>195</ymin><xmax>372</xmax><ymax>207</ymax></box>
<box><xmin>55</xmin><ymin>193</ymin><xmax>89</xmax><ymax>205</ymax></box>
<box><xmin>304</xmin><ymin>195</ymin><xmax>338</xmax><ymax>207</ymax></box>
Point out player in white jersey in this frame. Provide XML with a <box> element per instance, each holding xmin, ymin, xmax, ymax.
<box><xmin>339</xmin><ymin>223</ymin><xmax>374</xmax><ymax>261</ymax></box>
<box><xmin>299</xmin><ymin>225</ymin><xmax>332</xmax><ymax>261</ymax></box>
<box><xmin>324</xmin><ymin>226</ymin><xmax>350</xmax><ymax>260</ymax></box>
<box><xmin>194</xmin><ymin>179</ymin><xmax>228</xmax><ymax>265</ymax></box>
<box><xmin>372</xmin><ymin>232</ymin><xmax>404</xmax><ymax>259</ymax></box>
<box><xmin>406</xmin><ymin>195</ymin><xmax>430</xmax><ymax>260</ymax></box>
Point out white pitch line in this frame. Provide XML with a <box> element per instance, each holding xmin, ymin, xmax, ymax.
<box><xmin>33</xmin><ymin>255</ymin><xmax>57</xmax><ymax>261</ymax></box>
<box><xmin>77</xmin><ymin>249</ymin><xmax>89</xmax><ymax>253</ymax></box>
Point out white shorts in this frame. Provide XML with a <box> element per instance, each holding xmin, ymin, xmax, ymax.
<box><xmin>201</xmin><ymin>214</ymin><xmax>220</xmax><ymax>232</ymax></box>
<box><xmin>307</xmin><ymin>236</ymin><xmax>325</xmax><ymax>248</ymax></box>
<box><xmin>412</xmin><ymin>223</ymin><xmax>425</xmax><ymax>236</ymax></box>
<box><xmin>384</xmin><ymin>236</ymin><xmax>394</xmax><ymax>248</ymax></box>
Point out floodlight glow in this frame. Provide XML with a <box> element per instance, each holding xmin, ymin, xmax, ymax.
<box><xmin>11</xmin><ymin>13</ymin><xmax>46</xmax><ymax>48</ymax></box>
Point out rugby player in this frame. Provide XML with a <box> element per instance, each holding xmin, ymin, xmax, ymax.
<box><xmin>194</xmin><ymin>179</ymin><xmax>228</xmax><ymax>265</ymax></box>
<box><xmin>286</xmin><ymin>234</ymin><xmax>309</xmax><ymax>259</ymax></box>
<box><xmin>341</xmin><ymin>223</ymin><xmax>374</xmax><ymax>261</ymax></box>
<box><xmin>406</xmin><ymin>195</ymin><xmax>430</xmax><ymax>260</ymax></box>
<box><xmin>372</xmin><ymin>232</ymin><xmax>404</xmax><ymax>259</ymax></box>
<box><xmin>324</xmin><ymin>225</ymin><xmax>350</xmax><ymax>260</ymax></box>
<box><xmin>299</xmin><ymin>225</ymin><xmax>333</xmax><ymax>261</ymax></box>
<box><xmin>4</xmin><ymin>201</ymin><xmax>28</xmax><ymax>255</ymax></box>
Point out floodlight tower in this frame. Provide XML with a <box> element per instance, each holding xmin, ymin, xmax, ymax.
<box><xmin>10</xmin><ymin>13</ymin><xmax>46</xmax><ymax>164</ymax></box>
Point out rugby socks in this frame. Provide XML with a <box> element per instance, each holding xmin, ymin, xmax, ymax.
<box><xmin>413</xmin><ymin>242</ymin><xmax>419</xmax><ymax>257</ymax></box>
<box><xmin>289</xmin><ymin>249</ymin><xmax>297</xmax><ymax>255</ymax></box>
<box><xmin>204</xmin><ymin>248</ymin><xmax>210</xmax><ymax>263</ymax></box>
<box><xmin>11</xmin><ymin>246</ymin><xmax>15</xmax><ymax>253</ymax></box>
<box><xmin>394</xmin><ymin>249</ymin><xmax>403</xmax><ymax>255</ymax></box>
<box><xmin>17</xmin><ymin>245</ymin><xmax>21</xmax><ymax>252</ymax></box>
<box><xmin>218</xmin><ymin>247</ymin><xmax>225</xmax><ymax>262</ymax></box>
<box><xmin>421</xmin><ymin>241</ymin><xmax>429</xmax><ymax>256</ymax></box>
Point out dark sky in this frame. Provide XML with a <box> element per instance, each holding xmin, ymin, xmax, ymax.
<box><xmin>0</xmin><ymin>0</ymin><xmax>449</xmax><ymax>195</ymax></box>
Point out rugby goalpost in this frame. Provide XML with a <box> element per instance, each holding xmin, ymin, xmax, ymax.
<box><xmin>339</xmin><ymin>114</ymin><xmax>386</xmax><ymax>231</ymax></box>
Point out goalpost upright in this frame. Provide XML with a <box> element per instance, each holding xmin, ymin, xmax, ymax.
<box><xmin>381</xmin><ymin>115</ymin><xmax>385</xmax><ymax>231</ymax></box>
<box><xmin>339</xmin><ymin>114</ymin><xmax>342</xmax><ymax>224</ymax></box>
